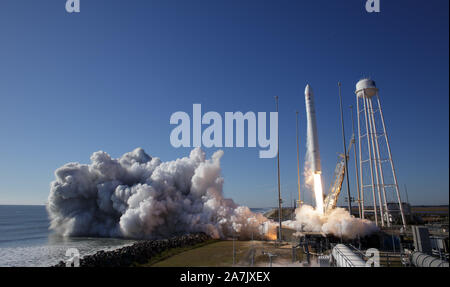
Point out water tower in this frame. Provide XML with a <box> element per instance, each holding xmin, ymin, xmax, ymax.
<box><xmin>355</xmin><ymin>79</ymin><xmax>406</xmax><ymax>228</ymax></box>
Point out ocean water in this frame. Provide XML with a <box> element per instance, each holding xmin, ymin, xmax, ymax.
<box><xmin>0</xmin><ymin>205</ymin><xmax>136</xmax><ymax>267</ymax></box>
<box><xmin>0</xmin><ymin>205</ymin><xmax>270</xmax><ymax>267</ymax></box>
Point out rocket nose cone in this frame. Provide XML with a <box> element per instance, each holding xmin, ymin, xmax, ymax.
<box><xmin>305</xmin><ymin>84</ymin><xmax>313</xmax><ymax>95</ymax></box>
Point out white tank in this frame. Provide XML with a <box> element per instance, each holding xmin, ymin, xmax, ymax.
<box><xmin>355</xmin><ymin>78</ymin><xmax>378</xmax><ymax>98</ymax></box>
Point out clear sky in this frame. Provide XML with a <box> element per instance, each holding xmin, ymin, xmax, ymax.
<box><xmin>0</xmin><ymin>0</ymin><xmax>448</xmax><ymax>207</ymax></box>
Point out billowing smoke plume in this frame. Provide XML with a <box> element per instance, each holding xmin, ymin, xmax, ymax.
<box><xmin>283</xmin><ymin>205</ymin><xmax>378</xmax><ymax>239</ymax></box>
<box><xmin>47</xmin><ymin>148</ymin><xmax>272</xmax><ymax>240</ymax></box>
<box><xmin>47</xmin><ymin>147</ymin><xmax>376</xmax><ymax>241</ymax></box>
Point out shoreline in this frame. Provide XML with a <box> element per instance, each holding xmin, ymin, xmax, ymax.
<box><xmin>52</xmin><ymin>233</ymin><xmax>211</xmax><ymax>267</ymax></box>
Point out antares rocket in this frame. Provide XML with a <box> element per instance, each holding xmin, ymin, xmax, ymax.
<box><xmin>305</xmin><ymin>84</ymin><xmax>324</xmax><ymax>213</ymax></box>
<box><xmin>305</xmin><ymin>84</ymin><xmax>322</xmax><ymax>174</ymax></box>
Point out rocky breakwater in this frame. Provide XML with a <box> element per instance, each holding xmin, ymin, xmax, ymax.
<box><xmin>53</xmin><ymin>233</ymin><xmax>211</xmax><ymax>267</ymax></box>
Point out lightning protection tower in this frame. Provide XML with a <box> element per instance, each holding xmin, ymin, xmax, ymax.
<box><xmin>355</xmin><ymin>78</ymin><xmax>406</xmax><ymax>228</ymax></box>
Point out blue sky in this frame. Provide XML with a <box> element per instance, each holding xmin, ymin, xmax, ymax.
<box><xmin>0</xmin><ymin>0</ymin><xmax>448</xmax><ymax>207</ymax></box>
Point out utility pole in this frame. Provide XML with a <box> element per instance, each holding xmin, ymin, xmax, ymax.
<box><xmin>275</xmin><ymin>96</ymin><xmax>282</xmax><ymax>242</ymax></box>
<box><xmin>404</xmin><ymin>184</ymin><xmax>413</xmax><ymax>222</ymax></box>
<box><xmin>404</xmin><ymin>184</ymin><xmax>410</xmax><ymax>205</ymax></box>
<box><xmin>350</xmin><ymin>105</ymin><xmax>362</xmax><ymax>218</ymax></box>
<box><xmin>296</xmin><ymin>111</ymin><xmax>302</xmax><ymax>208</ymax></box>
<box><xmin>232</xmin><ymin>230</ymin><xmax>236</xmax><ymax>266</ymax></box>
<box><xmin>338</xmin><ymin>82</ymin><xmax>352</xmax><ymax>214</ymax></box>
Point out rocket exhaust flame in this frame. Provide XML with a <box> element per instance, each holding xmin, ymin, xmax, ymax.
<box><xmin>313</xmin><ymin>173</ymin><xmax>324</xmax><ymax>214</ymax></box>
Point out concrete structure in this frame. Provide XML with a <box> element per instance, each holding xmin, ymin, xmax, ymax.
<box><xmin>355</xmin><ymin>78</ymin><xmax>406</xmax><ymax>228</ymax></box>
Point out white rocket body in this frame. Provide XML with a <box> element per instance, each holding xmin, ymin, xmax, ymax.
<box><xmin>305</xmin><ymin>84</ymin><xmax>322</xmax><ymax>174</ymax></box>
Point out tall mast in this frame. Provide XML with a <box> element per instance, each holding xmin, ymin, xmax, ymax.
<box><xmin>296</xmin><ymin>111</ymin><xmax>302</xmax><ymax>207</ymax></box>
<box><xmin>350</xmin><ymin>105</ymin><xmax>362</xmax><ymax>218</ymax></box>
<box><xmin>275</xmin><ymin>96</ymin><xmax>282</xmax><ymax>242</ymax></box>
<box><xmin>338</xmin><ymin>82</ymin><xmax>352</xmax><ymax>214</ymax></box>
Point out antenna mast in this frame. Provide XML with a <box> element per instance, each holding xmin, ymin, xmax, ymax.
<box><xmin>296</xmin><ymin>111</ymin><xmax>302</xmax><ymax>208</ymax></box>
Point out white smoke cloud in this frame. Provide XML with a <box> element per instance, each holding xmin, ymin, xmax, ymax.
<box><xmin>283</xmin><ymin>204</ymin><xmax>378</xmax><ymax>239</ymax></box>
<box><xmin>47</xmin><ymin>147</ymin><xmax>376</xmax><ymax>241</ymax></box>
<box><xmin>47</xmin><ymin>148</ymin><xmax>271</xmax><ymax>240</ymax></box>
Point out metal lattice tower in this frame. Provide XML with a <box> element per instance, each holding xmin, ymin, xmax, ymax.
<box><xmin>355</xmin><ymin>79</ymin><xmax>406</xmax><ymax>228</ymax></box>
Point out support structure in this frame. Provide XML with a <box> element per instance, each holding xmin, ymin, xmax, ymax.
<box><xmin>275</xmin><ymin>96</ymin><xmax>283</xmax><ymax>241</ymax></box>
<box><xmin>338</xmin><ymin>82</ymin><xmax>352</xmax><ymax>214</ymax></box>
<box><xmin>350</xmin><ymin>105</ymin><xmax>362</xmax><ymax>218</ymax></box>
<box><xmin>355</xmin><ymin>79</ymin><xmax>406</xmax><ymax>228</ymax></box>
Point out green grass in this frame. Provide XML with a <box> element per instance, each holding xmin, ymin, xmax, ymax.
<box><xmin>134</xmin><ymin>239</ymin><xmax>219</xmax><ymax>267</ymax></box>
<box><xmin>149</xmin><ymin>240</ymin><xmax>254</xmax><ymax>267</ymax></box>
<box><xmin>146</xmin><ymin>240</ymin><xmax>307</xmax><ymax>267</ymax></box>
<box><xmin>412</xmin><ymin>206</ymin><xmax>448</xmax><ymax>212</ymax></box>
